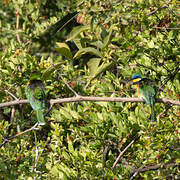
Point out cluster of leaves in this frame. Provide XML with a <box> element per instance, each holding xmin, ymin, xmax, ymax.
<box><xmin>0</xmin><ymin>0</ymin><xmax>179</xmax><ymax>179</ymax></box>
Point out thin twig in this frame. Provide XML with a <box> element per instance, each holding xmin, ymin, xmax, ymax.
<box><xmin>56</xmin><ymin>12</ymin><xmax>79</xmax><ymax>36</ymax></box>
<box><xmin>0</xmin><ymin>97</ymin><xmax>180</xmax><ymax>108</ymax></box>
<box><xmin>10</xmin><ymin>107</ymin><xmax>16</xmax><ymax>124</ymax></box>
<box><xmin>160</xmin><ymin>66</ymin><xmax>180</xmax><ymax>89</ymax></box>
<box><xmin>0</xmin><ymin>123</ymin><xmax>38</xmax><ymax>148</ymax></box>
<box><xmin>34</xmin><ymin>143</ymin><xmax>43</xmax><ymax>175</ymax></box>
<box><xmin>5</xmin><ymin>90</ymin><xmax>18</xmax><ymax>126</ymax></box>
<box><xmin>147</xmin><ymin>3</ymin><xmax>170</xmax><ymax>16</ymax></box>
<box><xmin>54</xmin><ymin>66</ymin><xmax>79</xmax><ymax>96</ymax></box>
<box><xmin>5</xmin><ymin>90</ymin><xmax>18</xmax><ymax>100</ymax></box>
<box><xmin>130</xmin><ymin>162</ymin><xmax>178</xmax><ymax>180</ymax></box>
<box><xmin>34</xmin><ymin>144</ymin><xmax>39</xmax><ymax>176</ymax></box>
<box><xmin>44</xmin><ymin>104</ymin><xmax>53</xmax><ymax>116</ymax></box>
<box><xmin>152</xmin><ymin>27</ymin><xmax>180</xmax><ymax>30</ymax></box>
<box><xmin>144</xmin><ymin>53</ymin><xmax>170</xmax><ymax>73</ymax></box>
<box><xmin>136</xmin><ymin>63</ymin><xmax>157</xmax><ymax>73</ymax></box>
<box><xmin>16</xmin><ymin>11</ymin><xmax>22</xmax><ymax>44</ymax></box>
<box><xmin>34</xmin><ymin>144</ymin><xmax>44</xmax><ymax>174</ymax></box>
<box><xmin>112</xmin><ymin>135</ymin><xmax>140</xmax><ymax>169</ymax></box>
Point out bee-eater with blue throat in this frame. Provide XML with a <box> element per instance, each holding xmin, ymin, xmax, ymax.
<box><xmin>131</xmin><ymin>74</ymin><xmax>156</xmax><ymax>121</ymax></box>
<box><xmin>25</xmin><ymin>79</ymin><xmax>46</xmax><ymax>125</ymax></box>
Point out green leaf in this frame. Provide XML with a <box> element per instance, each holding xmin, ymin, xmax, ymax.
<box><xmin>74</xmin><ymin>47</ymin><xmax>102</xmax><ymax>59</ymax></box>
<box><xmin>70</xmin><ymin>110</ymin><xmax>80</xmax><ymax>119</ymax></box>
<box><xmin>95</xmin><ymin>102</ymin><xmax>108</xmax><ymax>107</ymax></box>
<box><xmin>55</xmin><ymin>42</ymin><xmax>73</xmax><ymax>61</ymax></box>
<box><xmin>60</xmin><ymin>108</ymin><xmax>73</xmax><ymax>119</ymax></box>
<box><xmin>90</xmin><ymin>41</ymin><xmax>104</xmax><ymax>49</ymax></box>
<box><xmin>87</xmin><ymin>58</ymin><xmax>101</xmax><ymax>78</ymax></box>
<box><xmin>42</xmin><ymin>62</ymin><xmax>65</xmax><ymax>80</ymax></box>
<box><xmin>66</xmin><ymin>25</ymin><xmax>90</xmax><ymax>42</ymax></box>
<box><xmin>102</xmin><ymin>26</ymin><xmax>113</xmax><ymax>49</ymax></box>
<box><xmin>68</xmin><ymin>137</ymin><xmax>74</xmax><ymax>153</ymax></box>
<box><xmin>73</xmin><ymin>38</ymin><xmax>83</xmax><ymax>49</ymax></box>
<box><xmin>147</xmin><ymin>40</ymin><xmax>154</xmax><ymax>48</ymax></box>
<box><xmin>85</xmin><ymin>61</ymin><xmax>114</xmax><ymax>88</ymax></box>
<box><xmin>95</xmin><ymin>61</ymin><xmax>114</xmax><ymax>77</ymax></box>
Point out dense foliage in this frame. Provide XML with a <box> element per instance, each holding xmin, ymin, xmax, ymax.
<box><xmin>0</xmin><ymin>0</ymin><xmax>179</xmax><ymax>179</ymax></box>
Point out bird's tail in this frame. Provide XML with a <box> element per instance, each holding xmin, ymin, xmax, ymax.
<box><xmin>36</xmin><ymin>110</ymin><xmax>46</xmax><ymax>125</ymax></box>
<box><xmin>149</xmin><ymin>105</ymin><xmax>156</xmax><ymax>122</ymax></box>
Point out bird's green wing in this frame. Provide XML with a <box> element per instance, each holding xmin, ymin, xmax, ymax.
<box><xmin>25</xmin><ymin>85</ymin><xmax>45</xmax><ymax>111</ymax></box>
<box><xmin>139</xmin><ymin>80</ymin><xmax>156</xmax><ymax>106</ymax></box>
<box><xmin>139</xmin><ymin>82</ymin><xmax>156</xmax><ymax>121</ymax></box>
<box><xmin>142</xmin><ymin>85</ymin><xmax>156</xmax><ymax>105</ymax></box>
<box><xmin>25</xmin><ymin>80</ymin><xmax>46</xmax><ymax>125</ymax></box>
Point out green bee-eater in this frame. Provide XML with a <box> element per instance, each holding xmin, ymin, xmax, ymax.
<box><xmin>131</xmin><ymin>74</ymin><xmax>156</xmax><ymax>121</ymax></box>
<box><xmin>25</xmin><ymin>79</ymin><xmax>46</xmax><ymax>125</ymax></box>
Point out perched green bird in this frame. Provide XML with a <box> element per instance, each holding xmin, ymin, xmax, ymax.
<box><xmin>25</xmin><ymin>79</ymin><xmax>46</xmax><ymax>125</ymax></box>
<box><xmin>131</xmin><ymin>74</ymin><xmax>156</xmax><ymax>121</ymax></box>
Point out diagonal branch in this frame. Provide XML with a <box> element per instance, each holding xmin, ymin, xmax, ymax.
<box><xmin>53</xmin><ymin>65</ymin><xmax>79</xmax><ymax>96</ymax></box>
<box><xmin>112</xmin><ymin>135</ymin><xmax>140</xmax><ymax>169</ymax></box>
<box><xmin>130</xmin><ymin>162</ymin><xmax>178</xmax><ymax>179</ymax></box>
<box><xmin>147</xmin><ymin>3</ymin><xmax>170</xmax><ymax>16</ymax></box>
<box><xmin>5</xmin><ymin>90</ymin><xmax>19</xmax><ymax>100</ymax></box>
<box><xmin>160</xmin><ymin>66</ymin><xmax>180</xmax><ymax>89</ymax></box>
<box><xmin>0</xmin><ymin>123</ymin><xmax>38</xmax><ymax>148</ymax></box>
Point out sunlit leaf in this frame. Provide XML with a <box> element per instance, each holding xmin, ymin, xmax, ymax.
<box><xmin>102</xmin><ymin>26</ymin><xmax>113</xmax><ymax>49</ymax></box>
<box><xmin>55</xmin><ymin>42</ymin><xmax>73</xmax><ymax>61</ymax></box>
<box><xmin>147</xmin><ymin>40</ymin><xmax>154</xmax><ymax>48</ymax></box>
<box><xmin>42</xmin><ymin>62</ymin><xmax>65</xmax><ymax>80</ymax></box>
<box><xmin>87</xmin><ymin>58</ymin><xmax>101</xmax><ymax>78</ymax></box>
<box><xmin>85</xmin><ymin>61</ymin><xmax>114</xmax><ymax>87</ymax></box>
<box><xmin>74</xmin><ymin>47</ymin><xmax>102</xmax><ymax>59</ymax></box>
<box><xmin>66</xmin><ymin>25</ymin><xmax>90</xmax><ymax>42</ymax></box>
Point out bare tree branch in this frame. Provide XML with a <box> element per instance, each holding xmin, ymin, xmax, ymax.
<box><xmin>0</xmin><ymin>100</ymin><xmax>28</xmax><ymax>108</ymax></box>
<box><xmin>50</xmin><ymin>97</ymin><xmax>180</xmax><ymax>106</ymax></box>
<box><xmin>0</xmin><ymin>97</ymin><xmax>180</xmax><ymax>108</ymax></box>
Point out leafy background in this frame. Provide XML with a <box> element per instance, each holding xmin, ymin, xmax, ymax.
<box><xmin>0</xmin><ymin>0</ymin><xmax>179</xmax><ymax>179</ymax></box>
